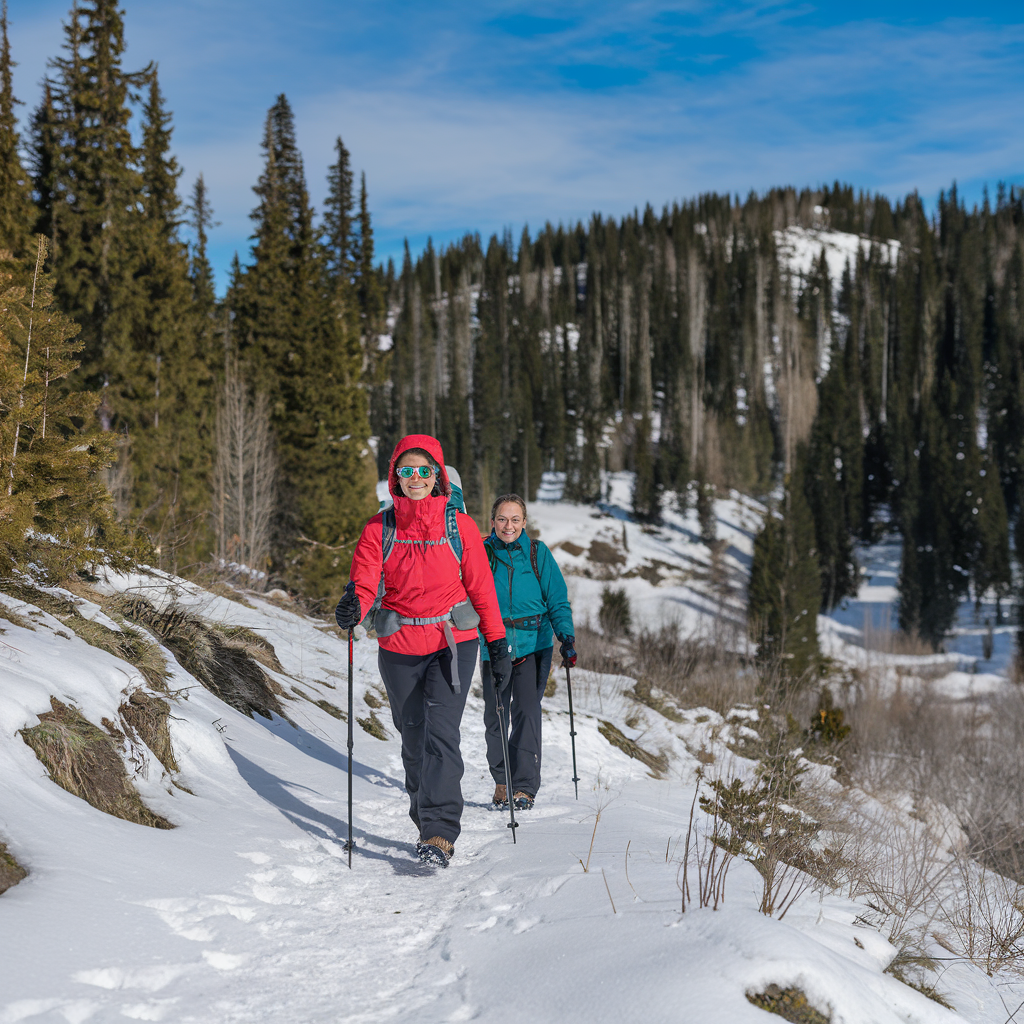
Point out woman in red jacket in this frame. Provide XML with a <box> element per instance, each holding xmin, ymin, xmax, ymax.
<box><xmin>335</xmin><ymin>435</ymin><xmax>511</xmax><ymax>867</ymax></box>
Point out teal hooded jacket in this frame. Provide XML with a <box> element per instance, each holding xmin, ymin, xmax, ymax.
<box><xmin>479</xmin><ymin>530</ymin><xmax>575</xmax><ymax>661</ymax></box>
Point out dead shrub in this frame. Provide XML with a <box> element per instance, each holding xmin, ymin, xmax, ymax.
<box><xmin>109</xmin><ymin>594</ymin><xmax>284</xmax><ymax>720</ymax></box>
<box><xmin>598</xmin><ymin>586</ymin><xmax>632</xmax><ymax>636</ymax></box>
<box><xmin>0</xmin><ymin>839</ymin><xmax>27</xmax><ymax>894</ymax></box>
<box><xmin>939</xmin><ymin>856</ymin><xmax>1024</xmax><ymax>975</ymax></box>
<box><xmin>21</xmin><ymin>698</ymin><xmax>173</xmax><ymax>829</ymax></box>
<box><xmin>120</xmin><ymin>690</ymin><xmax>179</xmax><ymax>774</ymax></box>
<box><xmin>575</xmin><ymin>620</ymin><xmax>757</xmax><ymax>716</ymax></box>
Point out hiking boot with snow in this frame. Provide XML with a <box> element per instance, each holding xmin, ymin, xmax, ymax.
<box><xmin>513</xmin><ymin>791</ymin><xmax>534</xmax><ymax>811</ymax></box>
<box><xmin>491</xmin><ymin>784</ymin><xmax>508</xmax><ymax>809</ymax></box>
<box><xmin>416</xmin><ymin>836</ymin><xmax>454</xmax><ymax>867</ymax></box>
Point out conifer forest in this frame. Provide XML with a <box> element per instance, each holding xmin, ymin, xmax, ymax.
<box><xmin>3</xmin><ymin>0</ymin><xmax>1024</xmax><ymax>655</ymax></box>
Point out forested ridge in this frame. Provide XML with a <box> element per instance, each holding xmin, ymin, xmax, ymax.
<box><xmin>1</xmin><ymin>0</ymin><xmax>1022</xmax><ymax>650</ymax></box>
<box><xmin>379</xmin><ymin>187</ymin><xmax>1024</xmax><ymax>657</ymax></box>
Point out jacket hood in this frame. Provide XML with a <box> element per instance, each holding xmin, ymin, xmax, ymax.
<box><xmin>388</xmin><ymin>434</ymin><xmax>451</xmax><ymax>500</ymax></box>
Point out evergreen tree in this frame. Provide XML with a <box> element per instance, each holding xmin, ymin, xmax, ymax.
<box><xmin>0</xmin><ymin>237</ymin><xmax>137</xmax><ymax>577</ymax></box>
<box><xmin>126</xmin><ymin>70</ymin><xmax>212</xmax><ymax>569</ymax></box>
<box><xmin>748</xmin><ymin>448</ymin><xmax>821</xmax><ymax>681</ymax></box>
<box><xmin>231</xmin><ymin>95</ymin><xmax>375</xmax><ymax>602</ymax></box>
<box><xmin>37</xmin><ymin>0</ymin><xmax>150</xmax><ymax>387</ymax></box>
<box><xmin>0</xmin><ymin>1</ymin><xmax>33</xmax><ymax>256</ymax></box>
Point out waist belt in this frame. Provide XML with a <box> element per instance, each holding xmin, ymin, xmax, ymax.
<box><xmin>502</xmin><ymin>615</ymin><xmax>545</xmax><ymax>630</ymax></box>
<box><xmin>392</xmin><ymin>603</ymin><xmax>479</xmax><ymax>693</ymax></box>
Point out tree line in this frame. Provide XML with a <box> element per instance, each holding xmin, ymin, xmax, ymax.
<box><xmin>2</xmin><ymin>2</ymin><xmax>1021</xmax><ymax>650</ymax></box>
<box><xmin>379</xmin><ymin>185</ymin><xmax>1024</xmax><ymax>658</ymax></box>
<box><xmin>0</xmin><ymin>0</ymin><xmax>382</xmax><ymax>604</ymax></box>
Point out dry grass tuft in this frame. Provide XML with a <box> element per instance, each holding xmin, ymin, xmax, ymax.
<box><xmin>109</xmin><ymin>594</ymin><xmax>284</xmax><ymax>721</ymax></box>
<box><xmin>21</xmin><ymin>698</ymin><xmax>173</xmax><ymax>829</ymax></box>
<box><xmin>357</xmin><ymin>711</ymin><xmax>388</xmax><ymax>740</ymax></box>
<box><xmin>597</xmin><ymin>720</ymin><xmax>669</xmax><ymax>777</ymax></box>
<box><xmin>120</xmin><ymin>690</ymin><xmax>179</xmax><ymax>774</ymax></box>
<box><xmin>67</xmin><ymin>616</ymin><xmax>169</xmax><ymax>691</ymax></box>
<box><xmin>576</xmin><ymin>622</ymin><xmax>756</xmax><ymax>716</ymax></box>
<box><xmin>0</xmin><ymin>600</ymin><xmax>33</xmax><ymax>631</ymax></box>
<box><xmin>210</xmin><ymin>623</ymin><xmax>285</xmax><ymax>674</ymax></box>
<box><xmin>291</xmin><ymin>686</ymin><xmax>346</xmax><ymax>720</ymax></box>
<box><xmin>0</xmin><ymin>838</ymin><xmax>27</xmax><ymax>895</ymax></box>
<box><xmin>0</xmin><ymin>580</ymin><xmax>169</xmax><ymax>689</ymax></box>
<box><xmin>628</xmin><ymin>678</ymin><xmax>683</xmax><ymax>722</ymax></box>
<box><xmin>747</xmin><ymin>985</ymin><xmax>830</xmax><ymax>1024</ymax></box>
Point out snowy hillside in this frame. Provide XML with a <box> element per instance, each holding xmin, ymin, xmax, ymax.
<box><xmin>1</xmin><ymin>483</ymin><xmax>1022</xmax><ymax>1022</ymax></box>
<box><xmin>530</xmin><ymin>471</ymin><xmax>762</xmax><ymax>641</ymax></box>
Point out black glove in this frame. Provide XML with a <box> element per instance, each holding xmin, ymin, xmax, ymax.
<box><xmin>487</xmin><ymin>637</ymin><xmax>513</xmax><ymax>691</ymax></box>
<box><xmin>559</xmin><ymin>635</ymin><xmax>577</xmax><ymax>668</ymax></box>
<box><xmin>335</xmin><ymin>581</ymin><xmax>360</xmax><ymax>630</ymax></box>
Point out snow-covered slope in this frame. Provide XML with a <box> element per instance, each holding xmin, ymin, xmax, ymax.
<box><xmin>530</xmin><ymin>472</ymin><xmax>762</xmax><ymax>642</ymax></box>
<box><xmin>0</xmin><ymin>480</ymin><xmax>1020</xmax><ymax>1022</ymax></box>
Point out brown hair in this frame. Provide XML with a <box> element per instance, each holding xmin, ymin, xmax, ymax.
<box><xmin>491</xmin><ymin>493</ymin><xmax>527</xmax><ymax>522</ymax></box>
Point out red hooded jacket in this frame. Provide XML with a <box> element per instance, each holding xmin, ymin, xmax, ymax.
<box><xmin>349</xmin><ymin>434</ymin><xmax>505</xmax><ymax>656</ymax></box>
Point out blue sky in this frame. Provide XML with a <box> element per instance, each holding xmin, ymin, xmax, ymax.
<box><xmin>9</xmin><ymin>1</ymin><xmax>1024</xmax><ymax>293</ymax></box>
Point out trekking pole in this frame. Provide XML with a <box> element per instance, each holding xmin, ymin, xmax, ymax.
<box><xmin>345</xmin><ymin>626</ymin><xmax>355</xmax><ymax>867</ymax></box>
<box><xmin>494</xmin><ymin>673</ymin><xmax>518</xmax><ymax>843</ymax></box>
<box><xmin>564</xmin><ymin>663</ymin><xmax>580</xmax><ymax>800</ymax></box>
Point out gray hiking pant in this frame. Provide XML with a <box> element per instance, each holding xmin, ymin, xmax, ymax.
<box><xmin>378</xmin><ymin>640</ymin><xmax>477</xmax><ymax>846</ymax></box>
<box><xmin>482</xmin><ymin>646</ymin><xmax>553</xmax><ymax>798</ymax></box>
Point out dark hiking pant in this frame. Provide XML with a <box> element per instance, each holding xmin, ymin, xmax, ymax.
<box><xmin>482</xmin><ymin>646</ymin><xmax>553</xmax><ymax>798</ymax></box>
<box><xmin>378</xmin><ymin>640</ymin><xmax>477</xmax><ymax>846</ymax></box>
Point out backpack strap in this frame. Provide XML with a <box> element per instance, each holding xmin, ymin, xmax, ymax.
<box><xmin>483</xmin><ymin>536</ymin><xmax>498</xmax><ymax>575</ymax></box>
<box><xmin>381</xmin><ymin>507</ymin><xmax>396</xmax><ymax>564</ymax></box>
<box><xmin>366</xmin><ymin>508</ymin><xmax>396</xmax><ymax>618</ymax></box>
<box><xmin>530</xmin><ymin>537</ymin><xmax>541</xmax><ymax>584</ymax></box>
<box><xmin>445</xmin><ymin>505</ymin><xmax>463</xmax><ymax>570</ymax></box>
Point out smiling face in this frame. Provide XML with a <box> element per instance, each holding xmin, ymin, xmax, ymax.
<box><xmin>492</xmin><ymin>501</ymin><xmax>526</xmax><ymax>544</ymax></box>
<box><xmin>396</xmin><ymin>450</ymin><xmax>437</xmax><ymax>500</ymax></box>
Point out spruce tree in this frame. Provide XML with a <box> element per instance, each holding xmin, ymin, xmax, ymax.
<box><xmin>0</xmin><ymin>237</ymin><xmax>136</xmax><ymax>577</ymax></box>
<box><xmin>231</xmin><ymin>96</ymin><xmax>375</xmax><ymax>601</ymax></box>
<box><xmin>0</xmin><ymin>1</ymin><xmax>33</xmax><ymax>257</ymax></box>
<box><xmin>748</xmin><ymin>448</ymin><xmax>821</xmax><ymax>682</ymax></box>
<box><xmin>127</xmin><ymin>70</ymin><xmax>212</xmax><ymax>569</ymax></box>
<box><xmin>38</xmin><ymin>0</ymin><xmax>150</xmax><ymax>385</ymax></box>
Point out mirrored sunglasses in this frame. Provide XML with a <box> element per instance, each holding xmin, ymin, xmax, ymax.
<box><xmin>397</xmin><ymin>465</ymin><xmax>435</xmax><ymax>479</ymax></box>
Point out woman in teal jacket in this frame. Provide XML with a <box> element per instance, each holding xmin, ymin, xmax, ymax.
<box><xmin>480</xmin><ymin>494</ymin><xmax>576</xmax><ymax>810</ymax></box>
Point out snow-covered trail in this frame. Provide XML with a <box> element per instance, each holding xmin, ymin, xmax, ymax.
<box><xmin>1</xmin><ymin>542</ymin><xmax>1017</xmax><ymax>1023</ymax></box>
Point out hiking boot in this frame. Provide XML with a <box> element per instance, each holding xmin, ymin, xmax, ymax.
<box><xmin>513</xmin><ymin>791</ymin><xmax>534</xmax><ymax>811</ymax></box>
<box><xmin>416</xmin><ymin>836</ymin><xmax>454</xmax><ymax>867</ymax></box>
<box><xmin>491</xmin><ymin>784</ymin><xmax>508</xmax><ymax>809</ymax></box>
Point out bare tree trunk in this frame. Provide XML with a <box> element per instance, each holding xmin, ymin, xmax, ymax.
<box><xmin>10</xmin><ymin>236</ymin><xmax>46</xmax><ymax>495</ymax></box>
<box><xmin>214</xmin><ymin>364</ymin><xmax>277</xmax><ymax>587</ymax></box>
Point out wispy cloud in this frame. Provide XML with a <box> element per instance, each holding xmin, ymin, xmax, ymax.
<box><xmin>8</xmin><ymin>1</ymin><xmax>1024</xmax><ymax>290</ymax></box>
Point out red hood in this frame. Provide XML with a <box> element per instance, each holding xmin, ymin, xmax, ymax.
<box><xmin>388</xmin><ymin>434</ymin><xmax>451</xmax><ymax>500</ymax></box>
